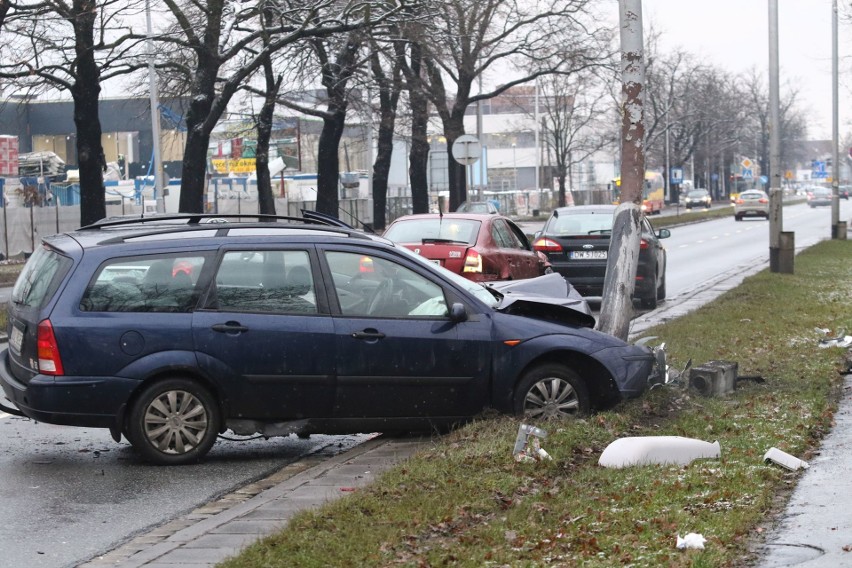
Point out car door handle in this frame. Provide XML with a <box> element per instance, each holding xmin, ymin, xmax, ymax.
<box><xmin>211</xmin><ymin>322</ymin><xmax>249</xmax><ymax>334</ymax></box>
<box><xmin>351</xmin><ymin>330</ymin><xmax>386</xmax><ymax>340</ymax></box>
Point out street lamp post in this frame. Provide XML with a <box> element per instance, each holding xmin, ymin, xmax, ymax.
<box><xmin>512</xmin><ymin>143</ymin><xmax>517</xmax><ymax>191</ymax></box>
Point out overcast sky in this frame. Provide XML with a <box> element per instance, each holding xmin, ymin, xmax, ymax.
<box><xmin>642</xmin><ymin>0</ymin><xmax>843</xmax><ymax>140</ymax></box>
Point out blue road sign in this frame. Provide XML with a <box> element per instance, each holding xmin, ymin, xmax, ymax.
<box><xmin>670</xmin><ymin>167</ymin><xmax>683</xmax><ymax>184</ymax></box>
<box><xmin>742</xmin><ymin>168</ymin><xmax>754</xmax><ymax>180</ymax></box>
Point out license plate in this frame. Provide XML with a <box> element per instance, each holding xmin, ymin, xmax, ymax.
<box><xmin>570</xmin><ymin>250</ymin><xmax>607</xmax><ymax>260</ymax></box>
<box><xmin>9</xmin><ymin>326</ymin><xmax>23</xmax><ymax>354</ymax></box>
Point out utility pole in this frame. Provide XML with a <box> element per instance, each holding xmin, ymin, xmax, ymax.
<box><xmin>597</xmin><ymin>0</ymin><xmax>645</xmax><ymax>340</ymax></box>
<box><xmin>146</xmin><ymin>0</ymin><xmax>165</xmax><ymax>212</ymax></box>
<box><xmin>831</xmin><ymin>0</ymin><xmax>843</xmax><ymax>239</ymax></box>
<box><xmin>768</xmin><ymin>0</ymin><xmax>793</xmax><ymax>273</ymax></box>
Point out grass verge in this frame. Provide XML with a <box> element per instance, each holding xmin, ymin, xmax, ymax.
<box><xmin>219</xmin><ymin>239</ymin><xmax>851</xmax><ymax>568</ymax></box>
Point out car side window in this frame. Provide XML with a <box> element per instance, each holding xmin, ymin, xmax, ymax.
<box><xmin>324</xmin><ymin>251</ymin><xmax>448</xmax><ymax>318</ymax></box>
<box><xmin>212</xmin><ymin>250</ymin><xmax>317</xmax><ymax>314</ymax></box>
<box><xmin>80</xmin><ymin>254</ymin><xmax>205</xmax><ymax>313</ymax></box>
<box><xmin>491</xmin><ymin>220</ymin><xmax>515</xmax><ymax>249</ymax></box>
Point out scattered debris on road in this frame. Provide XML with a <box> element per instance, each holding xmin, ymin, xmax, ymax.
<box><xmin>764</xmin><ymin>447</ymin><xmax>809</xmax><ymax>471</ymax></box>
<box><xmin>676</xmin><ymin>532</ymin><xmax>707</xmax><ymax>550</ymax></box>
<box><xmin>512</xmin><ymin>424</ymin><xmax>551</xmax><ymax>462</ymax></box>
<box><xmin>598</xmin><ymin>435</ymin><xmax>721</xmax><ymax>468</ymax></box>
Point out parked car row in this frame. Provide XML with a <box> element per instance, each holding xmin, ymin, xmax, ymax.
<box><xmin>0</xmin><ymin>212</ymin><xmax>665</xmax><ymax>464</ymax></box>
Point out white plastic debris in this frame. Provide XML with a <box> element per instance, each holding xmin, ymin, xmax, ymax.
<box><xmin>763</xmin><ymin>447</ymin><xmax>809</xmax><ymax>471</ymax></box>
<box><xmin>598</xmin><ymin>436</ymin><xmax>721</xmax><ymax>468</ymax></box>
<box><xmin>676</xmin><ymin>533</ymin><xmax>707</xmax><ymax>550</ymax></box>
<box><xmin>513</xmin><ymin>424</ymin><xmax>552</xmax><ymax>462</ymax></box>
<box><xmin>815</xmin><ymin>328</ymin><xmax>852</xmax><ymax>349</ymax></box>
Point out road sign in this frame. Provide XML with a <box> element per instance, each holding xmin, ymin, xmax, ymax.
<box><xmin>742</xmin><ymin>168</ymin><xmax>754</xmax><ymax>180</ymax></box>
<box><xmin>811</xmin><ymin>160</ymin><xmax>827</xmax><ymax>179</ymax></box>
<box><xmin>670</xmin><ymin>167</ymin><xmax>683</xmax><ymax>184</ymax></box>
<box><xmin>451</xmin><ymin>135</ymin><xmax>481</xmax><ymax>166</ymax></box>
<box><xmin>741</xmin><ymin>158</ymin><xmax>754</xmax><ymax>169</ymax></box>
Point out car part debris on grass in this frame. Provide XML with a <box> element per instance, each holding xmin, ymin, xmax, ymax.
<box><xmin>598</xmin><ymin>436</ymin><xmax>721</xmax><ymax>468</ymax></box>
<box><xmin>816</xmin><ymin>327</ymin><xmax>852</xmax><ymax>349</ymax></box>
<box><xmin>513</xmin><ymin>424</ymin><xmax>552</xmax><ymax>462</ymax></box>
<box><xmin>763</xmin><ymin>447</ymin><xmax>809</xmax><ymax>471</ymax></box>
<box><xmin>676</xmin><ymin>533</ymin><xmax>707</xmax><ymax>550</ymax></box>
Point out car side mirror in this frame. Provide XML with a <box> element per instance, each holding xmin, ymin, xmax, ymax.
<box><xmin>449</xmin><ymin>302</ymin><xmax>467</xmax><ymax>322</ymax></box>
<box><xmin>533</xmin><ymin>230</ymin><xmax>542</xmax><ymax>240</ymax></box>
<box><xmin>657</xmin><ymin>228</ymin><xmax>671</xmax><ymax>239</ymax></box>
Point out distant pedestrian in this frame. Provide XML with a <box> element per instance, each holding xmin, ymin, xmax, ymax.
<box><xmin>45</xmin><ymin>189</ymin><xmax>54</xmax><ymax>206</ymax></box>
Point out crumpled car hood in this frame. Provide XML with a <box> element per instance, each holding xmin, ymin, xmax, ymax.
<box><xmin>486</xmin><ymin>273</ymin><xmax>596</xmax><ymax>328</ymax></box>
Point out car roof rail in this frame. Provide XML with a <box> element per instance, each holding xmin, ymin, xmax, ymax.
<box><xmin>78</xmin><ymin>212</ymin><xmax>343</xmax><ymax>231</ymax></box>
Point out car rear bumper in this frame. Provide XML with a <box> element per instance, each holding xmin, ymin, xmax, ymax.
<box><xmin>0</xmin><ymin>348</ymin><xmax>135</xmax><ymax>428</ymax></box>
<box><xmin>551</xmin><ymin>262</ymin><xmax>656</xmax><ymax>298</ymax></box>
<box><xmin>735</xmin><ymin>208</ymin><xmax>769</xmax><ymax>217</ymax></box>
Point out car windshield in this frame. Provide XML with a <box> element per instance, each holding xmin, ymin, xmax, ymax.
<box><xmin>395</xmin><ymin>244</ymin><xmax>500</xmax><ymax>308</ymax></box>
<box><xmin>384</xmin><ymin>218</ymin><xmax>481</xmax><ymax>245</ymax></box>
<box><xmin>546</xmin><ymin>212</ymin><xmax>613</xmax><ymax>236</ymax></box>
<box><xmin>813</xmin><ymin>188</ymin><xmax>831</xmax><ymax>196</ymax></box>
<box><xmin>688</xmin><ymin>190</ymin><xmax>708</xmax><ymax>198</ymax></box>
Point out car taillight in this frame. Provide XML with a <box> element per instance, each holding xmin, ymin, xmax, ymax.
<box><xmin>758</xmin><ymin>198</ymin><xmax>768</xmax><ymax>203</ymax></box>
<box><xmin>359</xmin><ymin>256</ymin><xmax>375</xmax><ymax>273</ymax></box>
<box><xmin>463</xmin><ymin>249</ymin><xmax>482</xmax><ymax>273</ymax></box>
<box><xmin>639</xmin><ymin>238</ymin><xmax>649</xmax><ymax>250</ymax></box>
<box><xmin>533</xmin><ymin>238</ymin><xmax>563</xmax><ymax>253</ymax></box>
<box><xmin>37</xmin><ymin>319</ymin><xmax>64</xmax><ymax>375</ymax></box>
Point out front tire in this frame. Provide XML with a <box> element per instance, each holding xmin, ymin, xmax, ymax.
<box><xmin>126</xmin><ymin>378</ymin><xmax>220</xmax><ymax>465</ymax></box>
<box><xmin>514</xmin><ymin>364</ymin><xmax>590</xmax><ymax>420</ymax></box>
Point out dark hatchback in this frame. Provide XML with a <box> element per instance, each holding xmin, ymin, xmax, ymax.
<box><xmin>0</xmin><ymin>214</ymin><xmax>663</xmax><ymax>465</ymax></box>
<box><xmin>533</xmin><ymin>205</ymin><xmax>671</xmax><ymax>309</ymax></box>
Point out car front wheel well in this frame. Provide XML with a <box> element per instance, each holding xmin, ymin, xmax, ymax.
<box><xmin>515</xmin><ymin>351</ymin><xmax>618</xmax><ymax>411</ymax></box>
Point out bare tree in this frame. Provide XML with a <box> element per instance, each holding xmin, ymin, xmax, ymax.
<box><xmin>153</xmin><ymin>0</ymin><xmax>403</xmax><ymax>213</ymax></box>
<box><xmin>537</xmin><ymin>71</ymin><xmax>616</xmax><ymax>207</ymax></box>
<box><xmin>274</xmin><ymin>30</ymin><xmax>367</xmax><ymax>218</ymax></box>
<box><xmin>399</xmin><ymin>0</ymin><xmax>611</xmax><ymax>211</ymax></box>
<box><xmin>0</xmin><ymin>0</ymin><xmax>148</xmax><ymax>225</ymax></box>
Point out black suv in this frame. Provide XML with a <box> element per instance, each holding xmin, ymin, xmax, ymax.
<box><xmin>0</xmin><ymin>214</ymin><xmax>662</xmax><ymax>464</ymax></box>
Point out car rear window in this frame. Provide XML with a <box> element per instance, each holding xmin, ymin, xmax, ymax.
<box><xmin>741</xmin><ymin>192</ymin><xmax>765</xmax><ymax>199</ymax></box>
<box><xmin>11</xmin><ymin>245</ymin><xmax>72</xmax><ymax>309</ymax></box>
<box><xmin>546</xmin><ymin>213</ymin><xmax>613</xmax><ymax>236</ymax></box>
<box><xmin>384</xmin><ymin>219</ymin><xmax>480</xmax><ymax>245</ymax></box>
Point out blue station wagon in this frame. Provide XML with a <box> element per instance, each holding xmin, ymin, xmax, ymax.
<box><xmin>0</xmin><ymin>214</ymin><xmax>663</xmax><ymax>464</ymax></box>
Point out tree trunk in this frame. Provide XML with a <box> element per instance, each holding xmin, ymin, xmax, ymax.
<box><xmin>255</xmin><ymin>61</ymin><xmax>280</xmax><ymax>216</ymax></box>
<box><xmin>179</xmin><ymin>61</ymin><xmax>218</xmax><ymax>213</ymax></box>
<box><xmin>315</xmin><ymin>107</ymin><xmax>346</xmax><ymax>217</ymax></box>
<box><xmin>442</xmin><ymin>114</ymin><xmax>468</xmax><ymax>211</ymax></box>
<box><xmin>407</xmin><ymin>44</ymin><xmax>430</xmax><ymax>214</ymax></box>
<box><xmin>372</xmin><ymin>108</ymin><xmax>395</xmax><ymax>231</ymax></box>
<box><xmin>71</xmin><ymin>0</ymin><xmax>106</xmax><ymax>226</ymax></box>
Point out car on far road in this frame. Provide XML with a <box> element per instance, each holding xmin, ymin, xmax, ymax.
<box><xmin>734</xmin><ymin>189</ymin><xmax>770</xmax><ymax>221</ymax></box>
<box><xmin>683</xmin><ymin>189</ymin><xmax>712</xmax><ymax>209</ymax></box>
<box><xmin>383</xmin><ymin>213</ymin><xmax>550</xmax><ymax>282</ymax></box>
<box><xmin>839</xmin><ymin>186</ymin><xmax>850</xmax><ymax>200</ymax></box>
<box><xmin>532</xmin><ymin>205</ymin><xmax>670</xmax><ymax>309</ymax></box>
<box><xmin>456</xmin><ymin>200</ymin><xmax>499</xmax><ymax>214</ymax></box>
<box><xmin>807</xmin><ymin>187</ymin><xmax>833</xmax><ymax>207</ymax></box>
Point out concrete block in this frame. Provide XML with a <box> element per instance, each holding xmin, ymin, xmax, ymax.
<box><xmin>688</xmin><ymin>360</ymin><xmax>738</xmax><ymax>397</ymax></box>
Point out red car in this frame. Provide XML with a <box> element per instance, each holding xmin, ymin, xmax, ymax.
<box><xmin>383</xmin><ymin>213</ymin><xmax>551</xmax><ymax>282</ymax></box>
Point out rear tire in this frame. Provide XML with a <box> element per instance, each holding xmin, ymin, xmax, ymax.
<box><xmin>735</xmin><ymin>215</ymin><xmax>742</xmax><ymax>221</ymax></box>
<box><xmin>514</xmin><ymin>364</ymin><xmax>590</xmax><ymax>419</ymax></box>
<box><xmin>656</xmin><ymin>273</ymin><xmax>667</xmax><ymax>301</ymax></box>
<box><xmin>126</xmin><ymin>378</ymin><xmax>220</xmax><ymax>465</ymax></box>
<box><xmin>640</xmin><ymin>273</ymin><xmax>658</xmax><ymax>309</ymax></box>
